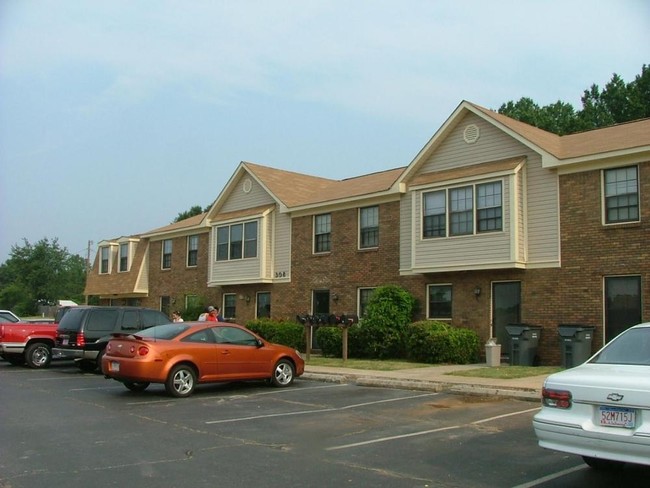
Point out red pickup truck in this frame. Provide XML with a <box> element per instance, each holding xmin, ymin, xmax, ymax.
<box><xmin>0</xmin><ymin>321</ymin><xmax>58</xmax><ymax>368</ymax></box>
<box><xmin>0</xmin><ymin>307</ymin><xmax>72</xmax><ymax>369</ymax></box>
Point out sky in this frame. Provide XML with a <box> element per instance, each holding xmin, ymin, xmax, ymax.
<box><xmin>1</xmin><ymin>1</ymin><xmax>648</xmax><ymax>263</ymax></box>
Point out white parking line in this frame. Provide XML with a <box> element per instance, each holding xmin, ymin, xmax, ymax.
<box><xmin>204</xmin><ymin>392</ymin><xmax>440</xmax><ymax>425</ymax></box>
<box><xmin>510</xmin><ymin>464</ymin><xmax>586</xmax><ymax>488</ymax></box>
<box><xmin>124</xmin><ymin>383</ymin><xmax>351</xmax><ymax>406</ymax></box>
<box><xmin>327</xmin><ymin>406</ymin><xmax>540</xmax><ymax>451</ymax></box>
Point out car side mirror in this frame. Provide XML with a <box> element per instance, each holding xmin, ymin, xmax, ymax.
<box><xmin>256</xmin><ymin>339</ymin><xmax>264</xmax><ymax>348</ymax></box>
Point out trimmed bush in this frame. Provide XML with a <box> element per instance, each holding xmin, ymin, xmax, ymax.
<box><xmin>315</xmin><ymin>326</ymin><xmax>343</xmax><ymax>357</ymax></box>
<box><xmin>404</xmin><ymin>320</ymin><xmax>481</xmax><ymax>364</ymax></box>
<box><xmin>246</xmin><ymin>318</ymin><xmax>304</xmax><ymax>351</ymax></box>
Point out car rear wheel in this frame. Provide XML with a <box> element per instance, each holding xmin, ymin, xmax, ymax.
<box><xmin>25</xmin><ymin>342</ymin><xmax>52</xmax><ymax>369</ymax></box>
<box><xmin>582</xmin><ymin>456</ymin><xmax>625</xmax><ymax>470</ymax></box>
<box><xmin>123</xmin><ymin>381</ymin><xmax>150</xmax><ymax>392</ymax></box>
<box><xmin>270</xmin><ymin>359</ymin><xmax>295</xmax><ymax>387</ymax></box>
<box><xmin>165</xmin><ymin>365</ymin><xmax>196</xmax><ymax>398</ymax></box>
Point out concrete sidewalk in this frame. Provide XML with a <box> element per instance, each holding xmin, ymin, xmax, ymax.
<box><xmin>302</xmin><ymin>363</ymin><xmax>549</xmax><ymax>401</ymax></box>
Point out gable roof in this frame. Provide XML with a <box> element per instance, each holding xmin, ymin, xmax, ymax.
<box><xmin>400</xmin><ymin>100</ymin><xmax>650</xmax><ymax>182</ymax></box>
<box><xmin>141</xmin><ymin>212</ymin><xmax>209</xmax><ymax>238</ymax></box>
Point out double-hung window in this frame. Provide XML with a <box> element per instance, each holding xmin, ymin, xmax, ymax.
<box><xmin>359</xmin><ymin>206</ymin><xmax>379</xmax><ymax>249</ymax></box>
<box><xmin>187</xmin><ymin>235</ymin><xmax>199</xmax><ymax>267</ymax></box>
<box><xmin>162</xmin><ymin>239</ymin><xmax>172</xmax><ymax>269</ymax></box>
<box><xmin>314</xmin><ymin>214</ymin><xmax>331</xmax><ymax>253</ymax></box>
<box><xmin>428</xmin><ymin>284</ymin><xmax>452</xmax><ymax>319</ymax></box>
<box><xmin>100</xmin><ymin>246</ymin><xmax>110</xmax><ymax>274</ymax></box>
<box><xmin>423</xmin><ymin>181</ymin><xmax>502</xmax><ymax>238</ymax></box>
<box><xmin>604</xmin><ymin>166</ymin><xmax>639</xmax><ymax>224</ymax></box>
<box><xmin>216</xmin><ymin>221</ymin><xmax>258</xmax><ymax>261</ymax></box>
<box><xmin>119</xmin><ymin>243</ymin><xmax>129</xmax><ymax>272</ymax></box>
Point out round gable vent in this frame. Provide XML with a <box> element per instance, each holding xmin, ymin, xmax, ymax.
<box><xmin>463</xmin><ymin>124</ymin><xmax>480</xmax><ymax>144</ymax></box>
<box><xmin>242</xmin><ymin>178</ymin><xmax>252</xmax><ymax>193</ymax></box>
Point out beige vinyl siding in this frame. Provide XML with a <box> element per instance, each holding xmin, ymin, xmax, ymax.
<box><xmin>134</xmin><ymin>243</ymin><xmax>149</xmax><ymax>293</ymax></box>
<box><xmin>222</xmin><ymin>175</ymin><xmax>275</xmax><ymax>213</ymax></box>
<box><xmin>400</xmin><ymin>112</ymin><xmax>560</xmax><ymax>273</ymax></box>
<box><xmin>273</xmin><ymin>213</ymin><xmax>291</xmax><ymax>282</ymax></box>
<box><xmin>524</xmin><ymin>154</ymin><xmax>560</xmax><ymax>267</ymax></box>
<box><xmin>411</xmin><ymin>178</ymin><xmax>513</xmax><ymax>271</ymax></box>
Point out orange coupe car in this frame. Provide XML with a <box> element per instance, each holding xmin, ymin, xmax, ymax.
<box><xmin>102</xmin><ymin>322</ymin><xmax>305</xmax><ymax>397</ymax></box>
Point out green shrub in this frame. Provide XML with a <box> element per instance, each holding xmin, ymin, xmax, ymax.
<box><xmin>353</xmin><ymin>285</ymin><xmax>416</xmax><ymax>359</ymax></box>
<box><xmin>315</xmin><ymin>326</ymin><xmax>343</xmax><ymax>357</ymax></box>
<box><xmin>246</xmin><ymin>318</ymin><xmax>304</xmax><ymax>351</ymax></box>
<box><xmin>404</xmin><ymin>320</ymin><xmax>481</xmax><ymax>364</ymax></box>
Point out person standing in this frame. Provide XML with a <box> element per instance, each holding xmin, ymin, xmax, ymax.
<box><xmin>171</xmin><ymin>311</ymin><xmax>184</xmax><ymax>323</ymax></box>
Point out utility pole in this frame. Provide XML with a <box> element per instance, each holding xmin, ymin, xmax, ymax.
<box><xmin>85</xmin><ymin>240</ymin><xmax>93</xmax><ymax>305</ymax></box>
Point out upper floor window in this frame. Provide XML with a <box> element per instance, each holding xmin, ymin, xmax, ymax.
<box><xmin>423</xmin><ymin>180</ymin><xmax>502</xmax><ymax>238</ymax></box>
<box><xmin>314</xmin><ymin>214</ymin><xmax>331</xmax><ymax>253</ymax></box>
<box><xmin>359</xmin><ymin>206</ymin><xmax>379</xmax><ymax>249</ymax></box>
<box><xmin>604</xmin><ymin>166</ymin><xmax>639</xmax><ymax>224</ymax></box>
<box><xmin>477</xmin><ymin>181</ymin><xmax>503</xmax><ymax>232</ymax></box>
<box><xmin>119</xmin><ymin>243</ymin><xmax>129</xmax><ymax>272</ymax></box>
<box><xmin>162</xmin><ymin>239</ymin><xmax>172</xmax><ymax>269</ymax></box>
<box><xmin>427</xmin><ymin>284</ymin><xmax>452</xmax><ymax>319</ymax></box>
<box><xmin>100</xmin><ymin>246</ymin><xmax>110</xmax><ymax>274</ymax></box>
<box><xmin>187</xmin><ymin>235</ymin><xmax>199</xmax><ymax>267</ymax></box>
<box><xmin>216</xmin><ymin>221</ymin><xmax>258</xmax><ymax>261</ymax></box>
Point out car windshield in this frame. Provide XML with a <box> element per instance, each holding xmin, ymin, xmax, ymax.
<box><xmin>138</xmin><ymin>323</ymin><xmax>191</xmax><ymax>340</ymax></box>
<box><xmin>590</xmin><ymin>327</ymin><xmax>650</xmax><ymax>365</ymax></box>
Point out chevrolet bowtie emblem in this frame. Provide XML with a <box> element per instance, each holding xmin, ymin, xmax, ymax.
<box><xmin>606</xmin><ymin>393</ymin><xmax>624</xmax><ymax>402</ymax></box>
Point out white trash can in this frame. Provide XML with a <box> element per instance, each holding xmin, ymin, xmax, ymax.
<box><xmin>485</xmin><ymin>338</ymin><xmax>501</xmax><ymax>367</ymax></box>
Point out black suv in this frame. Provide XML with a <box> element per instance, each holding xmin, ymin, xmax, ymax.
<box><xmin>53</xmin><ymin>306</ymin><xmax>170</xmax><ymax>371</ymax></box>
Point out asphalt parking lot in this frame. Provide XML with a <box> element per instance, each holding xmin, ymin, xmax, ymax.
<box><xmin>1</xmin><ymin>361</ymin><xmax>649</xmax><ymax>488</ymax></box>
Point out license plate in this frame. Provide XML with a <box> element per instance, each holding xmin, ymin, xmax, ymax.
<box><xmin>62</xmin><ymin>338</ymin><xmax>68</xmax><ymax>345</ymax></box>
<box><xmin>599</xmin><ymin>406</ymin><xmax>635</xmax><ymax>428</ymax></box>
<box><xmin>110</xmin><ymin>361</ymin><xmax>120</xmax><ymax>372</ymax></box>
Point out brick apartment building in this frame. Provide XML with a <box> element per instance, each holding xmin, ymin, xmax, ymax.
<box><xmin>84</xmin><ymin>101</ymin><xmax>650</xmax><ymax>365</ymax></box>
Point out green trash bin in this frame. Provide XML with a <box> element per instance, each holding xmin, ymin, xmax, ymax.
<box><xmin>505</xmin><ymin>324</ymin><xmax>542</xmax><ymax>366</ymax></box>
<box><xmin>558</xmin><ymin>324</ymin><xmax>595</xmax><ymax>368</ymax></box>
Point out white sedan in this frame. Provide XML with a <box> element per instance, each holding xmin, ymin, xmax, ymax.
<box><xmin>533</xmin><ymin>322</ymin><xmax>650</xmax><ymax>470</ymax></box>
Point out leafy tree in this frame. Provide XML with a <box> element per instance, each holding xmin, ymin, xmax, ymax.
<box><xmin>0</xmin><ymin>238</ymin><xmax>86</xmax><ymax>315</ymax></box>
<box><xmin>499</xmin><ymin>64</ymin><xmax>650</xmax><ymax>134</ymax></box>
<box><xmin>173</xmin><ymin>203</ymin><xmax>212</xmax><ymax>223</ymax></box>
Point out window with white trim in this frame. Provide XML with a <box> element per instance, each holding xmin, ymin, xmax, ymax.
<box><xmin>100</xmin><ymin>246</ymin><xmax>110</xmax><ymax>274</ymax></box>
<box><xmin>604</xmin><ymin>166</ymin><xmax>639</xmax><ymax>224</ymax></box>
<box><xmin>359</xmin><ymin>206</ymin><xmax>379</xmax><ymax>249</ymax></box>
<box><xmin>162</xmin><ymin>239</ymin><xmax>172</xmax><ymax>269</ymax></box>
<box><xmin>358</xmin><ymin>287</ymin><xmax>376</xmax><ymax>318</ymax></box>
<box><xmin>216</xmin><ymin>221</ymin><xmax>258</xmax><ymax>261</ymax></box>
<box><xmin>223</xmin><ymin>293</ymin><xmax>236</xmax><ymax>319</ymax></box>
<box><xmin>314</xmin><ymin>214</ymin><xmax>331</xmax><ymax>253</ymax></box>
<box><xmin>119</xmin><ymin>243</ymin><xmax>129</xmax><ymax>272</ymax></box>
<box><xmin>422</xmin><ymin>180</ymin><xmax>502</xmax><ymax>238</ymax></box>
<box><xmin>187</xmin><ymin>235</ymin><xmax>199</xmax><ymax>267</ymax></box>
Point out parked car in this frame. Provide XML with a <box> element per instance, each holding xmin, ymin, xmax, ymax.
<box><xmin>102</xmin><ymin>321</ymin><xmax>305</xmax><ymax>397</ymax></box>
<box><xmin>0</xmin><ymin>310</ymin><xmax>21</xmax><ymax>323</ymax></box>
<box><xmin>54</xmin><ymin>306</ymin><xmax>170</xmax><ymax>372</ymax></box>
<box><xmin>533</xmin><ymin>322</ymin><xmax>650</xmax><ymax>469</ymax></box>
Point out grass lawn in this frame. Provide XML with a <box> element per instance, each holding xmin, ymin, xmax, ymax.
<box><xmin>306</xmin><ymin>357</ymin><xmax>431</xmax><ymax>371</ymax></box>
<box><xmin>446</xmin><ymin>366</ymin><xmax>562</xmax><ymax>379</ymax></box>
<box><xmin>305</xmin><ymin>357</ymin><xmax>562</xmax><ymax>378</ymax></box>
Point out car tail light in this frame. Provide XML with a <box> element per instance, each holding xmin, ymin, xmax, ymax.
<box><xmin>77</xmin><ymin>332</ymin><xmax>85</xmax><ymax>347</ymax></box>
<box><xmin>137</xmin><ymin>346</ymin><xmax>149</xmax><ymax>356</ymax></box>
<box><xmin>542</xmin><ymin>388</ymin><xmax>572</xmax><ymax>409</ymax></box>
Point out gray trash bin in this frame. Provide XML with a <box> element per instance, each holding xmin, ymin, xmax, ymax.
<box><xmin>558</xmin><ymin>324</ymin><xmax>595</xmax><ymax>368</ymax></box>
<box><xmin>505</xmin><ymin>324</ymin><xmax>542</xmax><ymax>366</ymax></box>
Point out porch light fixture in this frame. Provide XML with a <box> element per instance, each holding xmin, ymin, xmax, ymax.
<box><xmin>473</xmin><ymin>286</ymin><xmax>481</xmax><ymax>298</ymax></box>
<box><xmin>332</xmin><ymin>293</ymin><xmax>339</xmax><ymax>302</ymax></box>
